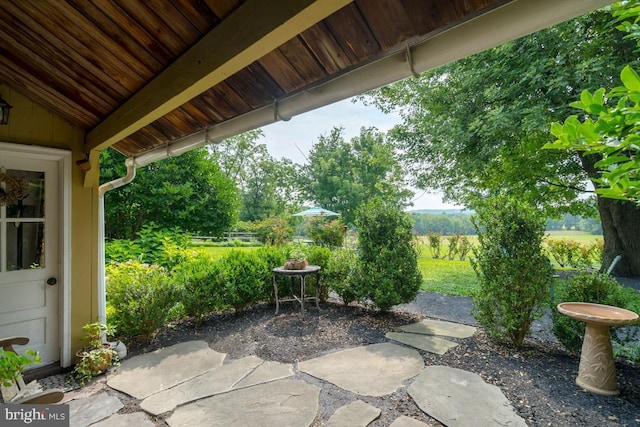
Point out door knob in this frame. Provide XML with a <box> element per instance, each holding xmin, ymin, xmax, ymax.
<box><xmin>46</xmin><ymin>277</ymin><xmax>57</xmax><ymax>286</ymax></box>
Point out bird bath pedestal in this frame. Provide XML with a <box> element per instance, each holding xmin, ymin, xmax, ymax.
<box><xmin>557</xmin><ymin>302</ymin><xmax>638</xmax><ymax>396</ymax></box>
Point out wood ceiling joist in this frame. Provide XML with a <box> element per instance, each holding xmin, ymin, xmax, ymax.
<box><xmin>143</xmin><ymin>0</ymin><xmax>201</xmax><ymax>45</ymax></box>
<box><xmin>0</xmin><ymin>25</ymin><xmax>119</xmax><ymax>116</ymax></box>
<box><xmin>22</xmin><ymin>1</ymin><xmax>154</xmax><ymax>85</ymax></box>
<box><xmin>114</xmin><ymin>0</ymin><xmax>189</xmax><ymax>56</ymax></box>
<box><xmin>299</xmin><ymin>22</ymin><xmax>354</xmax><ymax>74</ymax></box>
<box><xmin>0</xmin><ymin>55</ymin><xmax>100</xmax><ymax>127</ymax></box>
<box><xmin>356</xmin><ymin>0</ymin><xmax>415</xmax><ymax>50</ymax></box>
<box><xmin>172</xmin><ymin>0</ymin><xmax>220</xmax><ymax>34</ymax></box>
<box><xmin>258</xmin><ymin>49</ymin><xmax>307</xmax><ymax>93</ymax></box>
<box><xmin>278</xmin><ymin>36</ymin><xmax>327</xmax><ymax>83</ymax></box>
<box><xmin>90</xmin><ymin>0</ymin><xmax>177</xmax><ymax>65</ymax></box>
<box><xmin>85</xmin><ymin>0</ymin><xmax>352</xmax><ymax>154</ymax></box>
<box><xmin>67</xmin><ymin>0</ymin><xmax>166</xmax><ymax>74</ymax></box>
<box><xmin>324</xmin><ymin>4</ymin><xmax>380</xmax><ymax>62</ymax></box>
<box><xmin>0</xmin><ymin>3</ymin><xmax>133</xmax><ymax>105</ymax></box>
<box><xmin>205</xmin><ymin>84</ymin><xmax>250</xmax><ymax>120</ymax></box>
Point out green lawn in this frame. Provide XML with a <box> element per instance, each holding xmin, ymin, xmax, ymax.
<box><xmin>418</xmin><ymin>257</ymin><xmax>478</xmax><ymax>296</ymax></box>
<box><xmin>199</xmin><ymin>246</ymin><xmax>260</xmax><ymax>261</ymax></box>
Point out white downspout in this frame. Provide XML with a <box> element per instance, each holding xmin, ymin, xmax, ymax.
<box><xmin>97</xmin><ymin>157</ymin><xmax>136</xmax><ymax>326</ymax></box>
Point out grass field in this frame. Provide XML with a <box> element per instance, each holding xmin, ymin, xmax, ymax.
<box><xmin>418</xmin><ymin>257</ymin><xmax>477</xmax><ymax>296</ymax></box>
<box><xmin>199</xmin><ymin>246</ymin><xmax>260</xmax><ymax>260</ymax></box>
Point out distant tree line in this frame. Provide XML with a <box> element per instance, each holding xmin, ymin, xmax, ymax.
<box><xmin>411</xmin><ymin>213</ymin><xmax>602</xmax><ymax>236</ymax></box>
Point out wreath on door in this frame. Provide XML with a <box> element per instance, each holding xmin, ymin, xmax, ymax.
<box><xmin>0</xmin><ymin>173</ymin><xmax>30</xmax><ymax>206</ymax></box>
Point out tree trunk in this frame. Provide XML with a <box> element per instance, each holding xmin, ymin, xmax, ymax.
<box><xmin>580</xmin><ymin>153</ymin><xmax>640</xmax><ymax>277</ymax></box>
<box><xmin>597</xmin><ymin>196</ymin><xmax>640</xmax><ymax>277</ymax></box>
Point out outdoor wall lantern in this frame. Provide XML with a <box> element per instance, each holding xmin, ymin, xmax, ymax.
<box><xmin>0</xmin><ymin>95</ymin><xmax>13</xmax><ymax>125</ymax></box>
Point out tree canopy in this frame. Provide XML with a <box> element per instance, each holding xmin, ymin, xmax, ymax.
<box><xmin>210</xmin><ymin>130</ymin><xmax>301</xmax><ymax>221</ymax></box>
<box><xmin>300</xmin><ymin>126</ymin><xmax>412</xmax><ymax>224</ymax></box>
<box><xmin>100</xmin><ymin>147</ymin><xmax>239</xmax><ymax>239</ymax></box>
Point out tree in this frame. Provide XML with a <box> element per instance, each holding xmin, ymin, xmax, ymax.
<box><xmin>210</xmin><ymin>130</ymin><xmax>302</xmax><ymax>221</ymax></box>
<box><xmin>301</xmin><ymin>126</ymin><xmax>412</xmax><ymax>225</ymax></box>
<box><xmin>100</xmin><ymin>147</ymin><xmax>238</xmax><ymax>239</ymax></box>
<box><xmin>365</xmin><ymin>9</ymin><xmax>640</xmax><ymax>275</ymax></box>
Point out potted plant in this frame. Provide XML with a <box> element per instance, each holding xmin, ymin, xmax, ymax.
<box><xmin>284</xmin><ymin>245</ymin><xmax>308</xmax><ymax>270</ymax></box>
<box><xmin>0</xmin><ymin>348</ymin><xmax>41</xmax><ymax>388</ymax></box>
<box><xmin>72</xmin><ymin>322</ymin><xmax>119</xmax><ymax>385</ymax></box>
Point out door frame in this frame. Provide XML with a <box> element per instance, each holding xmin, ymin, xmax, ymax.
<box><xmin>0</xmin><ymin>142</ymin><xmax>72</xmax><ymax>367</ymax></box>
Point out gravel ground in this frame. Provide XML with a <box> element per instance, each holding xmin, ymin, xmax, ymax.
<box><xmin>102</xmin><ymin>292</ymin><xmax>640</xmax><ymax>427</ymax></box>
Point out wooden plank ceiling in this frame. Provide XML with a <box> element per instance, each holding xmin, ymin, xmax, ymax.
<box><xmin>0</xmin><ymin>0</ymin><xmax>500</xmax><ymax>158</ymax></box>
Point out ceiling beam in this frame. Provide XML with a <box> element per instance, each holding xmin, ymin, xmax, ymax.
<box><xmin>85</xmin><ymin>0</ymin><xmax>351</xmax><ymax>152</ymax></box>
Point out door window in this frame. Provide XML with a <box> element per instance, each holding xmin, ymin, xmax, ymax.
<box><xmin>1</xmin><ymin>169</ymin><xmax>45</xmax><ymax>272</ymax></box>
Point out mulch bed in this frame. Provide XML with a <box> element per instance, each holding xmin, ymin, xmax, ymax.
<box><xmin>123</xmin><ymin>297</ymin><xmax>640</xmax><ymax>427</ymax></box>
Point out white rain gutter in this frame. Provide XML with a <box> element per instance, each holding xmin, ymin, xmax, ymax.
<box><xmin>97</xmin><ymin>158</ymin><xmax>135</xmax><ymax>325</ymax></box>
<box><xmin>96</xmin><ymin>0</ymin><xmax>608</xmax><ymax>321</ymax></box>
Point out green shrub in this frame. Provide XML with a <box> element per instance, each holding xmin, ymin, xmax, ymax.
<box><xmin>172</xmin><ymin>253</ymin><xmax>225</xmax><ymax>324</ymax></box>
<box><xmin>458</xmin><ymin>236</ymin><xmax>472</xmax><ymax>261</ymax></box>
<box><xmin>246</xmin><ymin>217</ymin><xmax>293</xmax><ymax>245</ymax></box>
<box><xmin>106</xmin><ymin>261</ymin><xmax>178</xmax><ymax>340</ymax></box>
<box><xmin>446</xmin><ymin>234</ymin><xmax>460</xmax><ymax>260</ymax></box>
<box><xmin>105</xmin><ymin>223</ymin><xmax>193</xmax><ymax>269</ymax></box>
<box><xmin>306</xmin><ymin>245</ymin><xmax>333</xmax><ymax>301</ymax></box>
<box><xmin>219</xmin><ymin>250</ymin><xmax>267</xmax><ymax>313</ymax></box>
<box><xmin>324</xmin><ymin>249</ymin><xmax>361</xmax><ymax>305</ymax></box>
<box><xmin>105</xmin><ymin>239</ymin><xmax>142</xmax><ymax>263</ymax></box>
<box><xmin>254</xmin><ymin>245</ymin><xmax>289</xmax><ymax>300</ymax></box>
<box><xmin>426</xmin><ymin>232</ymin><xmax>442</xmax><ymax>259</ymax></box>
<box><xmin>308</xmin><ymin>218</ymin><xmax>345</xmax><ymax>248</ymax></box>
<box><xmin>471</xmin><ymin>196</ymin><xmax>553</xmax><ymax>347</ymax></box>
<box><xmin>355</xmin><ymin>199</ymin><xmax>422</xmax><ymax>311</ymax></box>
<box><xmin>546</xmin><ymin>239</ymin><xmax>603</xmax><ymax>269</ymax></box>
<box><xmin>551</xmin><ymin>272</ymin><xmax>640</xmax><ymax>360</ymax></box>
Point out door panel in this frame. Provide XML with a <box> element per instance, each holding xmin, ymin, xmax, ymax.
<box><xmin>0</xmin><ymin>154</ymin><xmax>59</xmax><ymax>365</ymax></box>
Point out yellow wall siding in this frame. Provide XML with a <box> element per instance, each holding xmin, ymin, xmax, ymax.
<box><xmin>0</xmin><ymin>85</ymin><xmax>99</xmax><ymax>358</ymax></box>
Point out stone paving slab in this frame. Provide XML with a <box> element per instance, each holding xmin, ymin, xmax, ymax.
<box><xmin>324</xmin><ymin>400</ymin><xmax>381</xmax><ymax>427</ymax></box>
<box><xmin>166</xmin><ymin>379</ymin><xmax>320</xmax><ymax>427</ymax></box>
<box><xmin>389</xmin><ymin>415</ymin><xmax>430</xmax><ymax>427</ymax></box>
<box><xmin>386</xmin><ymin>332</ymin><xmax>458</xmax><ymax>355</ymax></box>
<box><xmin>140</xmin><ymin>355</ymin><xmax>264</xmax><ymax>415</ymax></box>
<box><xmin>68</xmin><ymin>391</ymin><xmax>123</xmax><ymax>427</ymax></box>
<box><xmin>400</xmin><ymin>319</ymin><xmax>477</xmax><ymax>338</ymax></box>
<box><xmin>91</xmin><ymin>412</ymin><xmax>155</xmax><ymax>427</ymax></box>
<box><xmin>107</xmin><ymin>341</ymin><xmax>226</xmax><ymax>399</ymax></box>
<box><xmin>408</xmin><ymin>366</ymin><xmax>527</xmax><ymax>427</ymax></box>
<box><xmin>298</xmin><ymin>343</ymin><xmax>424</xmax><ymax>397</ymax></box>
<box><xmin>234</xmin><ymin>360</ymin><xmax>293</xmax><ymax>389</ymax></box>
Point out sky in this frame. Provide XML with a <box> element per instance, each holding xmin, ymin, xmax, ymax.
<box><xmin>259</xmin><ymin>96</ymin><xmax>461</xmax><ymax>211</ymax></box>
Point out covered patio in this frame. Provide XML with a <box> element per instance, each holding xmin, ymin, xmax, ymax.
<box><xmin>0</xmin><ymin>0</ymin><xmax>609</xmax><ymax>369</ymax></box>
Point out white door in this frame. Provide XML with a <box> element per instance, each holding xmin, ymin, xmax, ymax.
<box><xmin>0</xmin><ymin>154</ymin><xmax>59</xmax><ymax>365</ymax></box>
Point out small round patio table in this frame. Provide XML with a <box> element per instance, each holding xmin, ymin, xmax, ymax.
<box><xmin>273</xmin><ymin>265</ymin><xmax>321</xmax><ymax>316</ymax></box>
<box><xmin>557</xmin><ymin>302</ymin><xmax>638</xmax><ymax>396</ymax></box>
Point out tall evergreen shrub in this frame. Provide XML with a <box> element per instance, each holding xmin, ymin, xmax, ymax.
<box><xmin>355</xmin><ymin>198</ymin><xmax>422</xmax><ymax>311</ymax></box>
<box><xmin>471</xmin><ymin>196</ymin><xmax>553</xmax><ymax>347</ymax></box>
